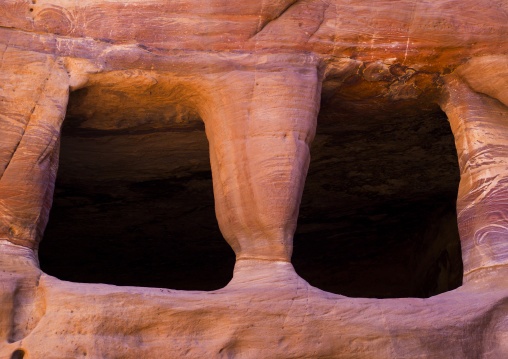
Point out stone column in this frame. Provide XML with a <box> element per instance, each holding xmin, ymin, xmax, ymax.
<box><xmin>0</xmin><ymin>48</ymin><xmax>69</xmax><ymax>253</ymax></box>
<box><xmin>198</xmin><ymin>62</ymin><xmax>321</xmax><ymax>263</ymax></box>
<box><xmin>440</xmin><ymin>74</ymin><xmax>508</xmax><ymax>281</ymax></box>
<box><xmin>0</xmin><ymin>47</ymin><xmax>69</xmax><ymax>346</ymax></box>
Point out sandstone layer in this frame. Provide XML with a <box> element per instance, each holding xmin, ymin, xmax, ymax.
<box><xmin>1</xmin><ymin>0</ymin><xmax>508</xmax><ymax>358</ymax></box>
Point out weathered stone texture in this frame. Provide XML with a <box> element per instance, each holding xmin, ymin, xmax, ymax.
<box><xmin>0</xmin><ymin>0</ymin><xmax>507</xmax><ymax>358</ymax></box>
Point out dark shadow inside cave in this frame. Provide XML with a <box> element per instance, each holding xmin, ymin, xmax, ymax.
<box><xmin>293</xmin><ymin>98</ymin><xmax>463</xmax><ymax>298</ymax></box>
<box><xmin>38</xmin><ymin>88</ymin><xmax>236</xmax><ymax>291</ymax></box>
<box><xmin>40</xmin><ymin>83</ymin><xmax>463</xmax><ymax>297</ymax></box>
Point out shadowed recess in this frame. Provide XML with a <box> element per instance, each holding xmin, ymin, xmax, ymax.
<box><xmin>10</xmin><ymin>349</ymin><xmax>25</xmax><ymax>359</ymax></box>
<box><xmin>39</xmin><ymin>89</ymin><xmax>236</xmax><ymax>290</ymax></box>
<box><xmin>39</xmin><ymin>85</ymin><xmax>462</xmax><ymax>297</ymax></box>
<box><xmin>293</xmin><ymin>98</ymin><xmax>463</xmax><ymax>298</ymax></box>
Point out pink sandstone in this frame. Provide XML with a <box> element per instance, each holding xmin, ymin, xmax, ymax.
<box><xmin>0</xmin><ymin>0</ymin><xmax>507</xmax><ymax>357</ymax></box>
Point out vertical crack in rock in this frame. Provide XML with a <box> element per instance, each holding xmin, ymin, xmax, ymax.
<box><xmin>0</xmin><ymin>49</ymin><xmax>69</xmax><ymax>249</ymax></box>
<box><xmin>7</xmin><ymin>273</ymin><xmax>45</xmax><ymax>344</ymax></box>
<box><xmin>0</xmin><ymin>241</ymin><xmax>44</xmax><ymax>346</ymax></box>
<box><xmin>1</xmin><ymin>67</ymin><xmax>50</xmax><ymax>181</ymax></box>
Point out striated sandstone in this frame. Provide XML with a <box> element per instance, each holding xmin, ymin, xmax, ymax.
<box><xmin>0</xmin><ymin>0</ymin><xmax>507</xmax><ymax>358</ymax></box>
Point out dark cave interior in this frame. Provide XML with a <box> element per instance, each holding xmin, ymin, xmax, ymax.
<box><xmin>38</xmin><ymin>83</ymin><xmax>463</xmax><ymax>299</ymax></box>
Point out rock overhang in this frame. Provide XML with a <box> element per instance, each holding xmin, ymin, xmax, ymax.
<box><xmin>1</xmin><ymin>0</ymin><xmax>508</xmax><ymax>357</ymax></box>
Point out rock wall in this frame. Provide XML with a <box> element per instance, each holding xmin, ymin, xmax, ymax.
<box><xmin>0</xmin><ymin>0</ymin><xmax>507</xmax><ymax>358</ymax></box>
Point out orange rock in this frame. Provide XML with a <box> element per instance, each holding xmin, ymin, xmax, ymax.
<box><xmin>0</xmin><ymin>0</ymin><xmax>507</xmax><ymax>357</ymax></box>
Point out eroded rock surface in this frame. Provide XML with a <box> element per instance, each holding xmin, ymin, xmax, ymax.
<box><xmin>1</xmin><ymin>0</ymin><xmax>508</xmax><ymax>358</ymax></box>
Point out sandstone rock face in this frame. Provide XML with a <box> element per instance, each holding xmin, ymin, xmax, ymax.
<box><xmin>0</xmin><ymin>0</ymin><xmax>507</xmax><ymax>358</ymax></box>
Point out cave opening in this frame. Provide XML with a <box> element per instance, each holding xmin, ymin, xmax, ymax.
<box><xmin>293</xmin><ymin>98</ymin><xmax>463</xmax><ymax>298</ymax></box>
<box><xmin>39</xmin><ymin>79</ymin><xmax>463</xmax><ymax>298</ymax></box>
<box><xmin>38</xmin><ymin>86</ymin><xmax>236</xmax><ymax>291</ymax></box>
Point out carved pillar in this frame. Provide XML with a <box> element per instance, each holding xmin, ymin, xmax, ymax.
<box><xmin>0</xmin><ymin>48</ymin><xmax>69</xmax><ymax>347</ymax></box>
<box><xmin>0</xmin><ymin>48</ymin><xmax>69</xmax><ymax>252</ymax></box>
<box><xmin>440</xmin><ymin>75</ymin><xmax>508</xmax><ymax>281</ymax></box>
<box><xmin>198</xmin><ymin>64</ymin><xmax>321</xmax><ymax>263</ymax></box>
